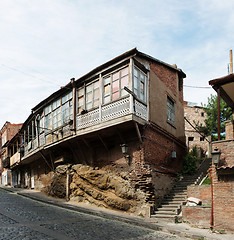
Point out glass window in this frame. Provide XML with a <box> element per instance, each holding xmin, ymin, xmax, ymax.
<box><xmin>77</xmin><ymin>81</ymin><xmax>99</xmax><ymax>113</ymax></box>
<box><xmin>103</xmin><ymin>66</ymin><xmax>129</xmax><ymax>104</ymax></box>
<box><xmin>133</xmin><ymin>67</ymin><xmax>147</xmax><ymax>102</ymax></box>
<box><xmin>167</xmin><ymin>97</ymin><xmax>175</xmax><ymax>124</ymax></box>
<box><xmin>61</xmin><ymin>91</ymin><xmax>73</xmax><ymax>123</ymax></box>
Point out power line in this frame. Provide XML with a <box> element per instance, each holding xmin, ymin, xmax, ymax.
<box><xmin>183</xmin><ymin>85</ymin><xmax>212</xmax><ymax>89</ymax></box>
<box><xmin>0</xmin><ymin>63</ymin><xmax>72</xmax><ymax>90</ymax></box>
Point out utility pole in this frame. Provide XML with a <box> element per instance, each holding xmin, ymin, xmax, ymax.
<box><xmin>230</xmin><ymin>50</ymin><xmax>233</xmax><ymax>74</ymax></box>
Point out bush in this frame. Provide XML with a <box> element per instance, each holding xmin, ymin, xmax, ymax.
<box><xmin>182</xmin><ymin>148</ymin><xmax>197</xmax><ymax>175</ymax></box>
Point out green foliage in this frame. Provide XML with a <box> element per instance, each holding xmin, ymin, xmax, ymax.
<box><xmin>198</xmin><ymin>94</ymin><xmax>232</xmax><ymax>139</ymax></box>
<box><xmin>182</xmin><ymin>147</ymin><xmax>197</xmax><ymax>175</ymax></box>
<box><xmin>202</xmin><ymin>176</ymin><xmax>211</xmax><ymax>185</ymax></box>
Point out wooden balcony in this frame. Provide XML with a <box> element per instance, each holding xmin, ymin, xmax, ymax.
<box><xmin>23</xmin><ymin>96</ymin><xmax>148</xmax><ymax>158</ymax></box>
<box><xmin>10</xmin><ymin>152</ymin><xmax>21</xmax><ymax>167</ymax></box>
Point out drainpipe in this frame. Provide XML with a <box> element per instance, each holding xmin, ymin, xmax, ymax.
<box><xmin>209</xmin><ymin>166</ymin><xmax>214</xmax><ymax>229</ymax></box>
<box><xmin>71</xmin><ymin>78</ymin><xmax>76</xmax><ymax>133</ymax></box>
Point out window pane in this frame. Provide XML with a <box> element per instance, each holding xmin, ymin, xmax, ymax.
<box><xmin>140</xmin><ymin>73</ymin><xmax>145</xmax><ymax>83</ymax></box>
<box><xmin>78</xmin><ymin>96</ymin><xmax>84</xmax><ymax>106</ymax></box>
<box><xmin>134</xmin><ymin>68</ymin><xmax>138</xmax><ymax>77</ymax></box>
<box><xmin>86</xmin><ymin>92</ymin><xmax>92</xmax><ymax>102</ymax></box>
<box><xmin>112</xmin><ymin>92</ymin><xmax>119</xmax><ymax>100</ymax></box>
<box><xmin>121</xmin><ymin>75</ymin><xmax>128</xmax><ymax>89</ymax></box>
<box><xmin>86</xmin><ymin>102</ymin><xmax>92</xmax><ymax>110</ymax></box>
<box><xmin>93</xmin><ymin>99</ymin><xmax>99</xmax><ymax>108</ymax></box>
<box><xmin>134</xmin><ymin>76</ymin><xmax>138</xmax><ymax>89</ymax></box>
<box><xmin>113</xmin><ymin>72</ymin><xmax>119</xmax><ymax>81</ymax></box>
<box><xmin>78</xmin><ymin>88</ymin><xmax>84</xmax><ymax>97</ymax></box>
<box><xmin>94</xmin><ymin>89</ymin><xmax>99</xmax><ymax>100</ymax></box>
<box><xmin>94</xmin><ymin>81</ymin><xmax>99</xmax><ymax>89</ymax></box>
<box><xmin>104</xmin><ymin>77</ymin><xmax>110</xmax><ymax>85</ymax></box>
<box><xmin>104</xmin><ymin>95</ymin><xmax>110</xmax><ymax>104</ymax></box>
<box><xmin>112</xmin><ymin>80</ymin><xmax>119</xmax><ymax>92</ymax></box>
<box><xmin>68</xmin><ymin>92</ymin><xmax>72</xmax><ymax>99</ymax></box>
<box><xmin>104</xmin><ymin>84</ymin><xmax>110</xmax><ymax>95</ymax></box>
<box><xmin>86</xmin><ymin>84</ymin><xmax>92</xmax><ymax>93</ymax></box>
<box><xmin>121</xmin><ymin>67</ymin><xmax>128</xmax><ymax>77</ymax></box>
<box><xmin>62</xmin><ymin>95</ymin><xmax>68</xmax><ymax>104</ymax></box>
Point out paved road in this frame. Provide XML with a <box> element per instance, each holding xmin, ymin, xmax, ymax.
<box><xmin>0</xmin><ymin>189</ymin><xmax>190</xmax><ymax>240</ymax></box>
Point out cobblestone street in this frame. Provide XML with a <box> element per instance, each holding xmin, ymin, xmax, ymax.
<box><xmin>0</xmin><ymin>189</ymin><xmax>190</xmax><ymax>240</ymax></box>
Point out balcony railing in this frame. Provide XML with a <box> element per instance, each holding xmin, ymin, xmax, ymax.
<box><xmin>10</xmin><ymin>152</ymin><xmax>21</xmax><ymax>167</ymax></box>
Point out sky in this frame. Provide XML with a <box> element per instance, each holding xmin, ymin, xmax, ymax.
<box><xmin>0</xmin><ymin>0</ymin><xmax>234</xmax><ymax>128</ymax></box>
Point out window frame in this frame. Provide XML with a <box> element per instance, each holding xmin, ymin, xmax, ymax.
<box><xmin>167</xmin><ymin>96</ymin><xmax>175</xmax><ymax>125</ymax></box>
<box><xmin>103</xmin><ymin>66</ymin><xmax>129</xmax><ymax>104</ymax></box>
<box><xmin>133</xmin><ymin>66</ymin><xmax>147</xmax><ymax>102</ymax></box>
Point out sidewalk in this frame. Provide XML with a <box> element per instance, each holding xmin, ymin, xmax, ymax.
<box><xmin>0</xmin><ymin>186</ymin><xmax>233</xmax><ymax>240</ymax></box>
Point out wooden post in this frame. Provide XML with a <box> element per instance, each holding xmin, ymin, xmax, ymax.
<box><xmin>66</xmin><ymin>169</ymin><xmax>70</xmax><ymax>201</ymax></box>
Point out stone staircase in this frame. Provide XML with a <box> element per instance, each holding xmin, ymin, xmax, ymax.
<box><xmin>151</xmin><ymin>158</ymin><xmax>211</xmax><ymax>222</ymax></box>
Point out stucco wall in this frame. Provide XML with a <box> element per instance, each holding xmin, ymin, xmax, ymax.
<box><xmin>148</xmin><ymin>61</ymin><xmax>185</xmax><ymax>141</ymax></box>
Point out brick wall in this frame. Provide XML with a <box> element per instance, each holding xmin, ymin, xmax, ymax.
<box><xmin>183</xmin><ymin>167</ymin><xmax>234</xmax><ymax>232</ymax></box>
<box><xmin>212</xmin><ymin>166</ymin><xmax>234</xmax><ymax>232</ymax></box>
<box><xmin>187</xmin><ymin>185</ymin><xmax>211</xmax><ymax>205</ymax></box>
<box><xmin>143</xmin><ymin>123</ymin><xmax>185</xmax><ymax>173</ymax></box>
<box><xmin>182</xmin><ymin>206</ymin><xmax>211</xmax><ymax>228</ymax></box>
<box><xmin>150</xmin><ymin>62</ymin><xmax>177</xmax><ymax>96</ymax></box>
<box><xmin>212</xmin><ymin>140</ymin><xmax>234</xmax><ymax>167</ymax></box>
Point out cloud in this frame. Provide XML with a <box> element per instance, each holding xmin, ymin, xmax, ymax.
<box><xmin>0</xmin><ymin>0</ymin><xmax>234</xmax><ymax>127</ymax></box>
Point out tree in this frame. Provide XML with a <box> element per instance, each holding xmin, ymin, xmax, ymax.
<box><xmin>196</xmin><ymin>94</ymin><xmax>233</xmax><ymax>140</ymax></box>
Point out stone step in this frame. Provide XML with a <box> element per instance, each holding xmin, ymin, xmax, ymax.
<box><xmin>154</xmin><ymin>211</ymin><xmax>177</xmax><ymax>216</ymax></box>
<box><xmin>157</xmin><ymin>207</ymin><xmax>179</xmax><ymax>212</ymax></box>
<box><xmin>165</xmin><ymin>195</ymin><xmax>186</xmax><ymax>199</ymax></box>
<box><xmin>161</xmin><ymin>200</ymin><xmax>184</xmax><ymax>204</ymax></box>
<box><xmin>159</xmin><ymin>204</ymin><xmax>179</xmax><ymax>208</ymax></box>
<box><xmin>151</xmin><ymin>214</ymin><xmax>176</xmax><ymax>222</ymax></box>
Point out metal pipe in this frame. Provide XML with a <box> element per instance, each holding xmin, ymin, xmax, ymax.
<box><xmin>71</xmin><ymin>78</ymin><xmax>76</xmax><ymax>133</ymax></box>
<box><xmin>210</xmin><ymin>166</ymin><xmax>214</xmax><ymax>229</ymax></box>
<box><xmin>217</xmin><ymin>88</ymin><xmax>221</xmax><ymax>140</ymax></box>
<box><xmin>230</xmin><ymin>50</ymin><xmax>233</xmax><ymax>74</ymax></box>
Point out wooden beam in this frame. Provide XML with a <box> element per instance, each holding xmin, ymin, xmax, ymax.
<box><xmin>134</xmin><ymin>122</ymin><xmax>143</xmax><ymax>144</ymax></box>
<box><xmin>39</xmin><ymin>150</ymin><xmax>54</xmax><ymax>172</ymax></box>
<box><xmin>97</xmin><ymin>134</ymin><xmax>108</xmax><ymax>151</ymax></box>
<box><xmin>116</xmin><ymin>128</ymin><xmax>125</xmax><ymax>143</ymax></box>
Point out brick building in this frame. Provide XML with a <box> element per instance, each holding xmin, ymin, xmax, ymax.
<box><xmin>8</xmin><ymin>48</ymin><xmax>186</xmax><ymax>210</ymax></box>
<box><xmin>182</xmin><ymin>74</ymin><xmax>234</xmax><ymax>232</ymax></box>
<box><xmin>0</xmin><ymin>122</ymin><xmax>22</xmax><ymax>185</ymax></box>
<box><xmin>184</xmin><ymin>101</ymin><xmax>209</xmax><ymax>155</ymax></box>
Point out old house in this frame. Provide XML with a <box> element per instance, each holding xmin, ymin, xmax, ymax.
<box><xmin>184</xmin><ymin>101</ymin><xmax>209</xmax><ymax>155</ymax></box>
<box><xmin>11</xmin><ymin>48</ymin><xmax>186</xmax><ymax>210</ymax></box>
<box><xmin>0</xmin><ymin>122</ymin><xmax>22</xmax><ymax>185</ymax></box>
